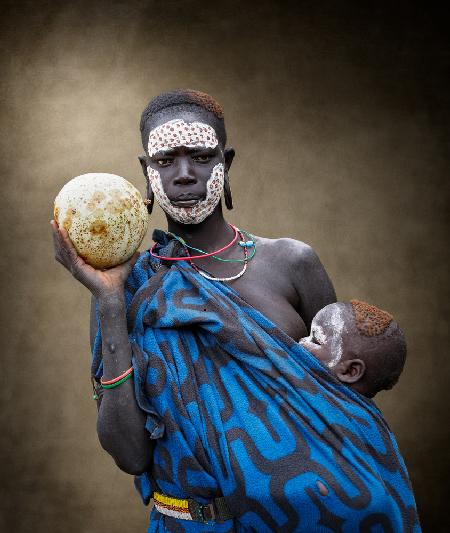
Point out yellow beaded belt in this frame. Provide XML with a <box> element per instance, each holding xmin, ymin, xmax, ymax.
<box><xmin>152</xmin><ymin>491</ymin><xmax>233</xmax><ymax>523</ymax></box>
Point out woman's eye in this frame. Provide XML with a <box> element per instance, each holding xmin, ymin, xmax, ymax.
<box><xmin>193</xmin><ymin>155</ymin><xmax>211</xmax><ymax>163</ymax></box>
<box><xmin>156</xmin><ymin>159</ymin><xmax>172</xmax><ymax>167</ymax></box>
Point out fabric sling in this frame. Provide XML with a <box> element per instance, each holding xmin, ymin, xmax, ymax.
<box><xmin>92</xmin><ymin>233</ymin><xmax>421</xmax><ymax>533</ymax></box>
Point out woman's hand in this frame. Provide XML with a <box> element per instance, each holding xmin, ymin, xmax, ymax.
<box><xmin>50</xmin><ymin>219</ymin><xmax>139</xmax><ymax>298</ymax></box>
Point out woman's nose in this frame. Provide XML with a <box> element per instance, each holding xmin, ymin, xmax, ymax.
<box><xmin>173</xmin><ymin>158</ymin><xmax>197</xmax><ymax>185</ymax></box>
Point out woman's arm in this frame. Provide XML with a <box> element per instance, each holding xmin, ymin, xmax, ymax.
<box><xmin>51</xmin><ymin>220</ymin><xmax>152</xmax><ymax>475</ymax></box>
<box><xmin>288</xmin><ymin>240</ymin><xmax>337</xmax><ymax>332</ymax></box>
<box><xmin>93</xmin><ymin>291</ymin><xmax>153</xmax><ymax>475</ymax></box>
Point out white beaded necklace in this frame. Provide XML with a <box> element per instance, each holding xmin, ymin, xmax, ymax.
<box><xmin>188</xmin><ymin>228</ymin><xmax>249</xmax><ymax>282</ymax></box>
<box><xmin>192</xmin><ymin>260</ymin><xmax>248</xmax><ymax>282</ymax></box>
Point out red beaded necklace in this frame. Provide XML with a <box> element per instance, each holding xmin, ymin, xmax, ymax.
<box><xmin>150</xmin><ymin>223</ymin><xmax>239</xmax><ymax>261</ymax></box>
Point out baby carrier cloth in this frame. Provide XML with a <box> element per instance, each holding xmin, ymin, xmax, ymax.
<box><xmin>92</xmin><ymin>233</ymin><xmax>420</xmax><ymax>533</ymax></box>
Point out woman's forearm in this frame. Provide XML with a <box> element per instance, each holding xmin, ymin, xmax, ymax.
<box><xmin>51</xmin><ymin>222</ymin><xmax>148</xmax><ymax>473</ymax></box>
<box><xmin>96</xmin><ymin>291</ymin><xmax>152</xmax><ymax>475</ymax></box>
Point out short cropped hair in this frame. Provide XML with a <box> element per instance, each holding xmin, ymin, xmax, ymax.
<box><xmin>140</xmin><ymin>89</ymin><xmax>227</xmax><ymax>151</ymax></box>
<box><xmin>350</xmin><ymin>300</ymin><xmax>407</xmax><ymax>396</ymax></box>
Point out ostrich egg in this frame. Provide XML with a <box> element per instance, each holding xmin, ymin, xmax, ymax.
<box><xmin>54</xmin><ymin>173</ymin><xmax>148</xmax><ymax>268</ymax></box>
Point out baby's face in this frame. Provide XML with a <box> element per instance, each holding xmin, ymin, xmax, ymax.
<box><xmin>299</xmin><ymin>303</ymin><xmax>353</xmax><ymax>369</ymax></box>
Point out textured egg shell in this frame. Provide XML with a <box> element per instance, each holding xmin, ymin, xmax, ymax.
<box><xmin>54</xmin><ymin>173</ymin><xmax>149</xmax><ymax>268</ymax></box>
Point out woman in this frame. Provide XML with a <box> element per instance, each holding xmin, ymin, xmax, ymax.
<box><xmin>51</xmin><ymin>91</ymin><xmax>418</xmax><ymax>532</ymax></box>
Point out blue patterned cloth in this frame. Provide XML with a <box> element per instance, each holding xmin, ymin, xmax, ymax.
<box><xmin>92</xmin><ymin>234</ymin><xmax>420</xmax><ymax>532</ymax></box>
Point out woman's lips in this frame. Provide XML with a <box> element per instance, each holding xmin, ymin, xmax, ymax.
<box><xmin>170</xmin><ymin>197</ymin><xmax>202</xmax><ymax>207</ymax></box>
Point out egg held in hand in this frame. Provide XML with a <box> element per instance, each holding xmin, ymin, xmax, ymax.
<box><xmin>54</xmin><ymin>173</ymin><xmax>148</xmax><ymax>268</ymax></box>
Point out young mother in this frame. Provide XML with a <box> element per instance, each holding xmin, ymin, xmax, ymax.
<box><xmin>52</xmin><ymin>91</ymin><xmax>416</xmax><ymax>532</ymax></box>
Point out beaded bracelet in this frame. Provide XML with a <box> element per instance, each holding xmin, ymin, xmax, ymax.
<box><xmin>101</xmin><ymin>371</ymin><xmax>134</xmax><ymax>389</ymax></box>
<box><xmin>100</xmin><ymin>366</ymin><xmax>134</xmax><ymax>388</ymax></box>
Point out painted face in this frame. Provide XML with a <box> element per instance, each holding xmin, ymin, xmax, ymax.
<box><xmin>147</xmin><ymin>119</ymin><xmax>224</xmax><ymax>224</ymax></box>
<box><xmin>299</xmin><ymin>304</ymin><xmax>353</xmax><ymax>369</ymax></box>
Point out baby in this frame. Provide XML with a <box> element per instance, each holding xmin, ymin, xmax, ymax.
<box><xmin>299</xmin><ymin>299</ymin><xmax>406</xmax><ymax>398</ymax></box>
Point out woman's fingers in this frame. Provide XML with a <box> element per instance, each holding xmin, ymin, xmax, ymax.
<box><xmin>51</xmin><ymin>220</ymin><xmax>68</xmax><ymax>266</ymax></box>
<box><xmin>58</xmin><ymin>226</ymin><xmax>83</xmax><ymax>270</ymax></box>
<box><xmin>51</xmin><ymin>219</ymin><xmax>102</xmax><ymax>290</ymax></box>
<box><xmin>51</xmin><ymin>219</ymin><xmax>84</xmax><ymax>274</ymax></box>
<box><xmin>50</xmin><ymin>218</ymin><xmax>137</xmax><ymax>296</ymax></box>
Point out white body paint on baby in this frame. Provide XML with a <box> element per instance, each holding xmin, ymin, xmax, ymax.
<box><xmin>322</xmin><ymin>306</ymin><xmax>347</xmax><ymax>367</ymax></box>
<box><xmin>147</xmin><ymin>119</ymin><xmax>224</xmax><ymax>224</ymax></box>
<box><xmin>301</xmin><ymin>305</ymin><xmax>348</xmax><ymax>369</ymax></box>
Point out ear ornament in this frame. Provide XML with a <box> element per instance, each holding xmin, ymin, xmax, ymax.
<box><xmin>224</xmin><ymin>173</ymin><xmax>233</xmax><ymax>210</ymax></box>
<box><xmin>144</xmin><ymin>189</ymin><xmax>154</xmax><ymax>214</ymax></box>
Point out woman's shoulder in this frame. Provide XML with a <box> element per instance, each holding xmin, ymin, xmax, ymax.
<box><xmin>252</xmin><ymin>234</ymin><xmax>318</xmax><ymax>268</ymax></box>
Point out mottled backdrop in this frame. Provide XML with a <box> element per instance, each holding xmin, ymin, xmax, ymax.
<box><xmin>1</xmin><ymin>1</ymin><xmax>448</xmax><ymax>532</ymax></box>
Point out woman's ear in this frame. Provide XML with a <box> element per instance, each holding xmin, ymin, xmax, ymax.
<box><xmin>224</xmin><ymin>147</ymin><xmax>235</xmax><ymax>172</ymax></box>
<box><xmin>335</xmin><ymin>359</ymin><xmax>366</xmax><ymax>384</ymax></box>
<box><xmin>138</xmin><ymin>155</ymin><xmax>149</xmax><ymax>178</ymax></box>
<box><xmin>138</xmin><ymin>155</ymin><xmax>153</xmax><ymax>214</ymax></box>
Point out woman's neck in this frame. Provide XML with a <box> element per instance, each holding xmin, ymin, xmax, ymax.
<box><xmin>166</xmin><ymin>204</ymin><xmax>234</xmax><ymax>252</ymax></box>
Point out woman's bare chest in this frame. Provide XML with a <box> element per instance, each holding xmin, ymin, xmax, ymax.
<box><xmin>227</xmin><ymin>264</ymin><xmax>308</xmax><ymax>341</ymax></box>
<box><xmin>187</xmin><ymin>238</ymin><xmax>308</xmax><ymax>341</ymax></box>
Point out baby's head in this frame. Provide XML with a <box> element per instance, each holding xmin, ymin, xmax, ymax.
<box><xmin>299</xmin><ymin>300</ymin><xmax>407</xmax><ymax>398</ymax></box>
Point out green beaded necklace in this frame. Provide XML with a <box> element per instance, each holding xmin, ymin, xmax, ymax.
<box><xmin>167</xmin><ymin>229</ymin><xmax>257</xmax><ymax>263</ymax></box>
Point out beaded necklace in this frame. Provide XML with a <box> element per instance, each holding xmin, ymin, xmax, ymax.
<box><xmin>168</xmin><ymin>228</ymin><xmax>256</xmax><ymax>263</ymax></box>
<box><xmin>151</xmin><ymin>225</ymin><xmax>255</xmax><ymax>282</ymax></box>
<box><xmin>188</xmin><ymin>228</ymin><xmax>249</xmax><ymax>282</ymax></box>
<box><xmin>150</xmin><ymin>223</ymin><xmax>239</xmax><ymax>261</ymax></box>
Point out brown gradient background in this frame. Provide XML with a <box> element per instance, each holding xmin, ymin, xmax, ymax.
<box><xmin>1</xmin><ymin>1</ymin><xmax>449</xmax><ymax>531</ymax></box>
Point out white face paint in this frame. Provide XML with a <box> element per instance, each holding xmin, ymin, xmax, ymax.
<box><xmin>147</xmin><ymin>163</ymin><xmax>224</xmax><ymax>224</ymax></box>
<box><xmin>324</xmin><ymin>306</ymin><xmax>346</xmax><ymax>368</ymax></box>
<box><xmin>148</xmin><ymin>119</ymin><xmax>218</xmax><ymax>157</ymax></box>
<box><xmin>299</xmin><ymin>304</ymin><xmax>349</xmax><ymax>368</ymax></box>
<box><xmin>147</xmin><ymin>119</ymin><xmax>224</xmax><ymax>224</ymax></box>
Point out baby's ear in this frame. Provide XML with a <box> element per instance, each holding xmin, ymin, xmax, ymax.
<box><xmin>336</xmin><ymin>359</ymin><xmax>366</xmax><ymax>384</ymax></box>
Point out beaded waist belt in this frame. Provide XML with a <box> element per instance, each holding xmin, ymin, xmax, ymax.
<box><xmin>152</xmin><ymin>491</ymin><xmax>233</xmax><ymax>523</ymax></box>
